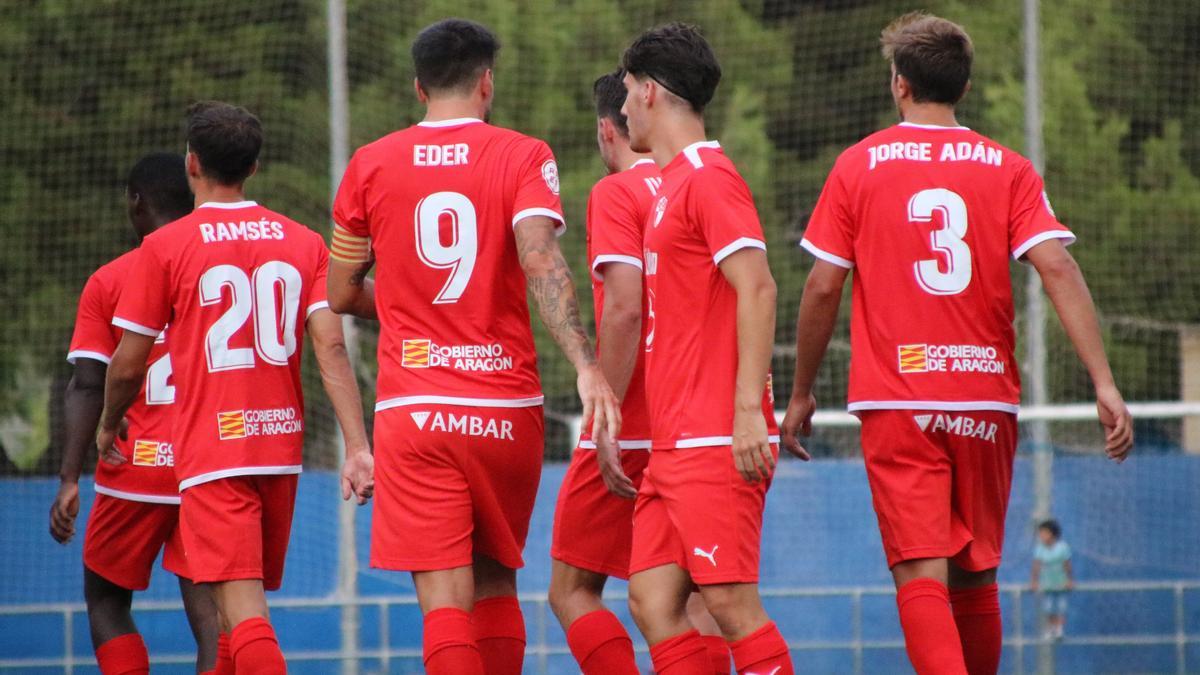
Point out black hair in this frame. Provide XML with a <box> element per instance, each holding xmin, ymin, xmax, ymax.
<box><xmin>622</xmin><ymin>22</ymin><xmax>722</xmax><ymax>113</ymax></box>
<box><xmin>593</xmin><ymin>69</ymin><xmax>629</xmax><ymax>136</ymax></box>
<box><xmin>412</xmin><ymin>19</ymin><xmax>500</xmax><ymax>94</ymax></box>
<box><xmin>127</xmin><ymin>152</ymin><xmax>192</xmax><ymax>220</ymax></box>
<box><xmin>185</xmin><ymin>101</ymin><xmax>263</xmax><ymax>186</ymax></box>
<box><xmin>1039</xmin><ymin>519</ymin><xmax>1062</xmax><ymax>539</ymax></box>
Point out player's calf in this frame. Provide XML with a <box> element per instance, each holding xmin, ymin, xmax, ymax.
<box><xmin>551</xmin><ymin>560</ymin><xmax>638</xmax><ymax>675</ymax></box>
<box><xmin>177</xmin><ymin>576</ymin><xmax>219</xmax><ymax>673</ymax></box>
<box><xmin>211</xmin><ymin>580</ymin><xmax>284</xmax><ymax>675</ymax></box>
<box><xmin>949</xmin><ymin>565</ymin><xmax>1002</xmax><ymax>675</ymax></box>
<box><xmin>472</xmin><ymin>554</ymin><xmax>525</xmax><ymax>675</ymax></box>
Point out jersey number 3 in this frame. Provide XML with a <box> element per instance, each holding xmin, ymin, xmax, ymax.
<box><xmin>200</xmin><ymin>262</ymin><xmax>303</xmax><ymax>372</ymax></box>
<box><xmin>909</xmin><ymin>188</ymin><xmax>972</xmax><ymax>296</ymax></box>
<box><xmin>415</xmin><ymin>191</ymin><xmax>478</xmax><ymax>304</ymax></box>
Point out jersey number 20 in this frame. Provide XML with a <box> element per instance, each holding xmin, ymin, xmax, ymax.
<box><xmin>200</xmin><ymin>261</ymin><xmax>302</xmax><ymax>372</ymax></box>
<box><xmin>909</xmin><ymin>188</ymin><xmax>971</xmax><ymax>296</ymax></box>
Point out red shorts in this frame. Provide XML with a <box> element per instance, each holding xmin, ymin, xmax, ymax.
<box><xmin>860</xmin><ymin>410</ymin><xmax>1018</xmax><ymax>571</ymax></box>
<box><xmin>629</xmin><ymin>445</ymin><xmax>775</xmax><ymax>585</ymax></box>
<box><xmin>83</xmin><ymin>494</ymin><xmax>187</xmax><ymax>590</ymax></box>
<box><xmin>371</xmin><ymin>404</ymin><xmax>544</xmax><ymax>572</ymax></box>
<box><xmin>551</xmin><ymin>446</ymin><xmax>650</xmax><ymax>579</ymax></box>
<box><xmin>179</xmin><ymin>474</ymin><xmax>298</xmax><ymax>590</ymax></box>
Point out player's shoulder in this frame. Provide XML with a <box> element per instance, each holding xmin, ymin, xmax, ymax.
<box><xmin>254</xmin><ymin>205</ymin><xmax>325</xmax><ymax>246</ymax></box>
<box><xmin>684</xmin><ymin>144</ymin><xmax>749</xmax><ymax>191</ymax></box>
<box><xmin>591</xmin><ymin>169</ymin><xmax>638</xmax><ymax>200</ymax></box>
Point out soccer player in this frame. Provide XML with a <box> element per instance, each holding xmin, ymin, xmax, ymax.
<box><xmin>781</xmin><ymin>13</ymin><xmax>1134</xmax><ymax>675</ymax></box>
<box><xmin>548</xmin><ymin>70</ymin><xmax>730</xmax><ymax>674</ymax></box>
<box><xmin>49</xmin><ymin>152</ymin><xmax>219</xmax><ymax>675</ymax></box>
<box><xmin>326</xmin><ymin>19</ymin><xmax>621</xmax><ymax>675</ymax></box>
<box><xmin>98</xmin><ymin>101</ymin><xmax>375</xmax><ymax>675</ymax></box>
<box><xmin>619</xmin><ymin>23</ymin><xmax>797</xmax><ymax>675</ymax></box>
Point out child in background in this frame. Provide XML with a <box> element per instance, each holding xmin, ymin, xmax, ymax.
<box><xmin>1032</xmin><ymin>519</ymin><xmax>1074</xmax><ymax>640</ymax></box>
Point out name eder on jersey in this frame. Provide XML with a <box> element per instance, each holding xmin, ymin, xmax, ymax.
<box><xmin>401</xmin><ymin>338</ymin><xmax>513</xmax><ymax>372</ymax></box>
<box><xmin>898</xmin><ymin>343</ymin><xmax>1006</xmax><ymax>374</ymax></box>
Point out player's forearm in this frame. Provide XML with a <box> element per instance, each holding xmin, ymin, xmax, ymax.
<box><xmin>597</xmin><ymin>295</ymin><xmax>642</xmax><ymax>402</ymax></box>
<box><xmin>521</xmin><ymin>237</ymin><xmax>597</xmax><ymax>372</ymax></box>
<box><xmin>790</xmin><ymin>276</ymin><xmax>844</xmax><ymax>397</ymax></box>
<box><xmin>99</xmin><ymin>362</ymin><xmax>143</xmax><ymax>432</ymax></box>
<box><xmin>1037</xmin><ymin>255</ymin><xmax>1117</xmax><ymax>390</ymax></box>
<box><xmin>60</xmin><ymin>375</ymin><xmax>104</xmax><ymax>482</ymax></box>
<box><xmin>734</xmin><ymin>275</ymin><xmax>777</xmax><ymax>411</ymax></box>
<box><xmin>311</xmin><ymin>319</ymin><xmax>371</xmax><ymax>452</ymax></box>
<box><xmin>329</xmin><ymin>271</ymin><xmax>378</xmax><ymax>320</ymax></box>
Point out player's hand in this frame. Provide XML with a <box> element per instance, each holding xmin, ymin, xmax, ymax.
<box><xmin>578</xmin><ymin>365</ymin><xmax>622</xmax><ymax>444</ymax></box>
<box><xmin>96</xmin><ymin>418</ymin><xmax>129</xmax><ymax>465</ymax></box>
<box><xmin>732</xmin><ymin>407</ymin><xmax>774</xmax><ymax>483</ymax></box>
<box><xmin>779</xmin><ymin>391</ymin><xmax>815</xmax><ymax>461</ymax></box>
<box><xmin>49</xmin><ymin>481</ymin><xmax>80</xmax><ymax>544</ymax></box>
<box><xmin>595</xmin><ymin>432</ymin><xmax>636</xmax><ymax>499</ymax></box>
<box><xmin>1096</xmin><ymin>384</ymin><xmax>1133</xmax><ymax>462</ymax></box>
<box><xmin>341</xmin><ymin>448</ymin><xmax>375</xmax><ymax>505</ymax></box>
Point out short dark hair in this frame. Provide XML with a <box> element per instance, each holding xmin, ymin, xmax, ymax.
<box><xmin>593</xmin><ymin>70</ymin><xmax>629</xmax><ymax>136</ymax></box>
<box><xmin>185</xmin><ymin>101</ymin><xmax>262</xmax><ymax>185</ymax></box>
<box><xmin>622</xmin><ymin>23</ymin><xmax>721</xmax><ymax>113</ymax></box>
<box><xmin>881</xmin><ymin>12</ymin><xmax>973</xmax><ymax>104</ymax></box>
<box><xmin>412</xmin><ymin>19</ymin><xmax>499</xmax><ymax>95</ymax></box>
<box><xmin>128</xmin><ymin>153</ymin><xmax>192</xmax><ymax>220</ymax></box>
<box><xmin>1039</xmin><ymin>519</ymin><xmax>1062</xmax><ymax>539</ymax></box>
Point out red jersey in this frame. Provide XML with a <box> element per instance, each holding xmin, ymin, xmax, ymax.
<box><xmin>642</xmin><ymin>141</ymin><xmax>778</xmax><ymax>449</ymax></box>
<box><xmin>578</xmin><ymin>158</ymin><xmax>661</xmax><ymax>449</ymax></box>
<box><xmin>113</xmin><ymin>201</ymin><xmax>330</xmax><ymax>490</ymax></box>
<box><xmin>69</xmin><ymin>250</ymin><xmax>178</xmax><ymax>503</ymax></box>
<box><xmin>332</xmin><ymin>118</ymin><xmax>564</xmax><ymax>411</ymax></box>
<box><xmin>802</xmin><ymin>123</ymin><xmax>1075</xmax><ymax>413</ymax></box>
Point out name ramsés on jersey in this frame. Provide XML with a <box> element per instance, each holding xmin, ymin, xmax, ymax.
<box><xmin>199</xmin><ymin>219</ymin><xmax>286</xmax><ymax>243</ymax></box>
<box><xmin>868</xmin><ymin>141</ymin><xmax>1003</xmax><ymax>170</ymax></box>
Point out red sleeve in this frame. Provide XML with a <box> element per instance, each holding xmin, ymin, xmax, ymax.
<box><xmin>68</xmin><ymin>272</ymin><xmax>118</xmax><ymax>364</ymax></box>
<box><xmin>688</xmin><ymin>167</ymin><xmax>767</xmax><ymax>264</ymax></box>
<box><xmin>112</xmin><ymin>240</ymin><xmax>171</xmax><ymax>337</ymax></box>
<box><xmin>1009</xmin><ymin>160</ymin><xmax>1075</xmax><ymax>260</ymax></box>
<box><xmin>306</xmin><ymin>242</ymin><xmax>331</xmax><ymax>318</ymax></box>
<box><xmin>332</xmin><ymin>153</ymin><xmax>369</xmax><ymax>238</ymax></box>
<box><xmin>511</xmin><ymin>139</ymin><xmax>565</xmax><ymax>233</ymax></box>
<box><xmin>587</xmin><ymin>178</ymin><xmax>643</xmax><ymax>280</ymax></box>
<box><xmin>801</xmin><ymin>158</ymin><xmax>857</xmax><ymax>268</ymax></box>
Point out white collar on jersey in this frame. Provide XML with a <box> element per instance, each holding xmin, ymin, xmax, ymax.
<box><xmin>898</xmin><ymin>121</ymin><xmax>970</xmax><ymax>131</ymax></box>
<box><xmin>630</xmin><ymin>158</ymin><xmax>657</xmax><ymax>169</ymax></box>
<box><xmin>417</xmin><ymin>117</ymin><xmax>484</xmax><ymax>128</ymax></box>
<box><xmin>681</xmin><ymin>140</ymin><xmax>721</xmax><ymax>169</ymax></box>
<box><xmin>198</xmin><ymin>200</ymin><xmax>258</xmax><ymax>209</ymax></box>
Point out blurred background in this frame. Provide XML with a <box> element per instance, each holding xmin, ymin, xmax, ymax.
<box><xmin>1</xmin><ymin>0</ymin><xmax>1198</xmax><ymax>673</ymax></box>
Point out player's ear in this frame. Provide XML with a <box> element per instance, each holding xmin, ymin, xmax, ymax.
<box><xmin>185</xmin><ymin>151</ymin><xmax>203</xmax><ymax>180</ymax></box>
<box><xmin>479</xmin><ymin>68</ymin><xmax>494</xmax><ymax>102</ymax></box>
<box><xmin>247</xmin><ymin>160</ymin><xmax>259</xmax><ymax>180</ymax></box>
<box><xmin>413</xmin><ymin>78</ymin><xmax>428</xmax><ymax>105</ymax></box>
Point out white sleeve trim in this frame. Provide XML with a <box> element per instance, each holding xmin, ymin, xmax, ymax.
<box><xmin>306</xmin><ymin>300</ymin><xmax>331</xmax><ymax>318</ymax></box>
<box><xmin>1012</xmin><ymin>230</ymin><xmax>1077</xmax><ymax>262</ymax></box>
<box><xmin>112</xmin><ymin>316</ymin><xmax>162</xmax><ymax>337</ymax></box>
<box><xmin>800</xmin><ymin>238</ymin><xmax>855</xmax><ymax>269</ymax></box>
<box><xmin>590</xmin><ymin>254</ymin><xmax>643</xmax><ymax>282</ymax></box>
<box><xmin>712</xmin><ymin>237</ymin><xmax>766</xmax><ymax>265</ymax></box>
<box><xmin>513</xmin><ymin>207</ymin><xmax>567</xmax><ymax>237</ymax></box>
<box><xmin>67</xmin><ymin>350</ymin><xmax>112</xmax><ymax>365</ymax></box>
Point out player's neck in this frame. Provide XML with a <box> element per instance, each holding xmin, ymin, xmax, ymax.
<box><xmin>651</xmin><ymin>114</ymin><xmax>708</xmax><ymax>168</ymax></box>
<box><xmin>192</xmin><ymin>182</ymin><xmax>247</xmax><ymax>207</ymax></box>
<box><xmin>422</xmin><ymin>97</ymin><xmax>486</xmax><ymax>125</ymax></box>
<box><xmin>610</xmin><ymin>144</ymin><xmax>651</xmax><ymax>174</ymax></box>
<box><xmin>900</xmin><ymin>103</ymin><xmax>960</xmax><ymax>128</ymax></box>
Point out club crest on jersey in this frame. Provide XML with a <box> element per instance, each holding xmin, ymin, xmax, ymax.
<box><xmin>409</xmin><ymin>410</ymin><xmax>515</xmax><ymax>441</ymax></box>
<box><xmin>898</xmin><ymin>343</ymin><xmax>1005</xmax><ymax>374</ymax></box>
<box><xmin>913</xmin><ymin>413</ymin><xmax>998</xmax><ymax>443</ymax></box>
<box><xmin>132</xmin><ymin>440</ymin><xmax>174</xmax><ymax>467</ymax></box>
<box><xmin>217</xmin><ymin>408</ymin><xmax>302</xmax><ymax>440</ymax></box>
<box><xmin>652</xmin><ymin>196</ymin><xmax>668</xmax><ymax>227</ymax></box>
<box><xmin>541</xmin><ymin>160</ymin><xmax>560</xmax><ymax>195</ymax></box>
<box><xmin>401</xmin><ymin>338</ymin><xmax>514</xmax><ymax>372</ymax></box>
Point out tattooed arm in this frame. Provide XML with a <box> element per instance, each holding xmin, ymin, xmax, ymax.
<box><xmin>514</xmin><ymin>215</ymin><xmax>621</xmax><ymax>441</ymax></box>
<box><xmin>327</xmin><ymin>254</ymin><xmax>378</xmax><ymax>320</ymax></box>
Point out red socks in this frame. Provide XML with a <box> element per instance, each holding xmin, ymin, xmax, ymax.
<box><xmin>472</xmin><ymin>596</ymin><xmax>526</xmax><ymax>675</ymax></box>
<box><xmin>649</xmin><ymin>629</ymin><xmax>711</xmax><ymax>674</ymax></box>
<box><xmin>230</xmin><ymin>617</ymin><xmax>285</xmax><ymax>674</ymax></box>
<box><xmin>212</xmin><ymin>632</ymin><xmax>233</xmax><ymax>675</ymax></box>
<box><xmin>951</xmin><ymin>584</ymin><xmax>1003</xmax><ymax>675</ymax></box>
<box><xmin>728</xmin><ymin>622</ymin><xmax>793</xmax><ymax>675</ymax></box>
<box><xmin>95</xmin><ymin>633</ymin><xmax>149</xmax><ymax>675</ymax></box>
<box><xmin>566</xmin><ymin>609</ymin><xmax>638</xmax><ymax>675</ymax></box>
<box><xmin>424</xmin><ymin>607</ymin><xmax>484</xmax><ymax>674</ymax></box>
<box><xmin>703</xmin><ymin>633</ymin><xmax>733</xmax><ymax>674</ymax></box>
<box><xmin>897</xmin><ymin>579</ymin><xmax>968</xmax><ymax>675</ymax></box>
